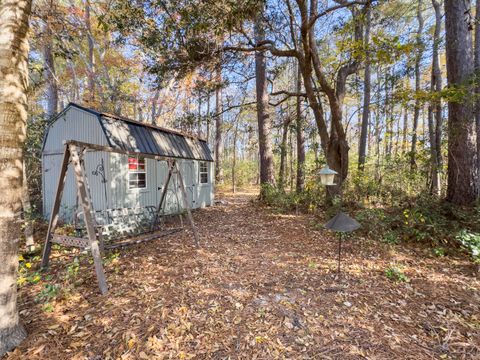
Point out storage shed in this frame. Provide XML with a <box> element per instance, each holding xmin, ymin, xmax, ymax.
<box><xmin>42</xmin><ymin>103</ymin><xmax>214</xmax><ymax>226</ymax></box>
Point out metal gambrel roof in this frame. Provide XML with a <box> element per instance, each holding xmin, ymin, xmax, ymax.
<box><xmin>66</xmin><ymin>103</ymin><xmax>213</xmax><ymax>162</ymax></box>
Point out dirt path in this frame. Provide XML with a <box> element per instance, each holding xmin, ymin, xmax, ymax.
<box><xmin>6</xmin><ymin>189</ymin><xmax>480</xmax><ymax>359</ymax></box>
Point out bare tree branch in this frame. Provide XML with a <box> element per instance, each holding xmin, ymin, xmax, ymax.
<box><xmin>211</xmin><ymin>101</ymin><xmax>256</xmax><ymax>118</ymax></box>
<box><xmin>308</xmin><ymin>0</ymin><xmax>371</xmax><ymax>28</ymax></box>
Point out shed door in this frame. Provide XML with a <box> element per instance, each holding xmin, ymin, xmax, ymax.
<box><xmin>181</xmin><ymin>161</ymin><xmax>196</xmax><ymax>209</ymax></box>
<box><xmin>155</xmin><ymin>160</ymin><xmax>196</xmax><ymax>214</ymax></box>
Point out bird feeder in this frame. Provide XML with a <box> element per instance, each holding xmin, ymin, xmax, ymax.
<box><xmin>319</xmin><ymin>165</ymin><xmax>338</xmax><ymax>186</ymax></box>
<box><xmin>325</xmin><ymin>212</ymin><xmax>361</xmax><ymax>274</ymax></box>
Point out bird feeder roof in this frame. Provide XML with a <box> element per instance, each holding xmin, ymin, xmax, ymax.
<box><xmin>319</xmin><ymin>165</ymin><xmax>338</xmax><ymax>175</ymax></box>
<box><xmin>325</xmin><ymin>212</ymin><xmax>361</xmax><ymax>232</ymax></box>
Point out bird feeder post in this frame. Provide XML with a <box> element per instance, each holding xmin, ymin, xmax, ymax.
<box><xmin>325</xmin><ymin>212</ymin><xmax>361</xmax><ymax>275</ymax></box>
<box><xmin>337</xmin><ymin>233</ymin><xmax>343</xmax><ymax>273</ymax></box>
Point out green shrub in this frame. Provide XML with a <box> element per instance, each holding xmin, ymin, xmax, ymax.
<box><xmin>17</xmin><ymin>254</ymin><xmax>43</xmax><ymax>287</ymax></box>
<box><xmin>65</xmin><ymin>257</ymin><xmax>80</xmax><ymax>281</ymax></box>
<box><xmin>433</xmin><ymin>247</ymin><xmax>446</xmax><ymax>257</ymax></box>
<box><xmin>385</xmin><ymin>265</ymin><xmax>409</xmax><ymax>282</ymax></box>
<box><xmin>383</xmin><ymin>231</ymin><xmax>400</xmax><ymax>245</ymax></box>
<box><xmin>456</xmin><ymin>230</ymin><xmax>480</xmax><ymax>263</ymax></box>
<box><xmin>36</xmin><ymin>284</ymin><xmax>60</xmax><ymax>303</ymax></box>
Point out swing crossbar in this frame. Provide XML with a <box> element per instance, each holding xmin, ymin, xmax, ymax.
<box><xmin>64</xmin><ymin>140</ymin><xmax>172</xmax><ymax>161</ymax></box>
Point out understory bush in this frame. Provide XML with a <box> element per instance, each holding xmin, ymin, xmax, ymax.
<box><xmin>456</xmin><ymin>230</ymin><xmax>480</xmax><ymax>264</ymax></box>
<box><xmin>260</xmin><ymin>183</ymin><xmax>324</xmax><ymax>213</ymax></box>
<box><xmin>385</xmin><ymin>264</ymin><xmax>410</xmax><ymax>282</ymax></box>
<box><xmin>259</xmin><ymin>164</ymin><xmax>480</xmax><ymax>264</ymax></box>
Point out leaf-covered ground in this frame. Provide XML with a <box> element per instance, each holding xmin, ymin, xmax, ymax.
<box><xmin>6</xmin><ymin>189</ymin><xmax>480</xmax><ymax>359</ymax></box>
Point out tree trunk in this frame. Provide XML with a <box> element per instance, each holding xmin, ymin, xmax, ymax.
<box><xmin>326</xmin><ymin>121</ymin><xmax>349</xmax><ymax>199</ymax></box>
<box><xmin>43</xmin><ymin>9</ymin><xmax>58</xmax><ymax>119</ymax></box>
<box><xmin>402</xmin><ymin>104</ymin><xmax>408</xmax><ymax>154</ymax></box>
<box><xmin>358</xmin><ymin>5</ymin><xmax>371</xmax><ymax>171</ymax></box>
<box><xmin>289</xmin><ymin>128</ymin><xmax>294</xmax><ymax>190</ymax></box>
<box><xmin>206</xmin><ymin>91</ymin><xmax>211</xmax><ymax>145</ymax></box>
<box><xmin>410</xmin><ymin>0</ymin><xmax>424</xmax><ymax>170</ymax></box>
<box><xmin>475</xmin><ymin>0</ymin><xmax>480</xmax><ymax>181</ymax></box>
<box><xmin>374</xmin><ymin>95</ymin><xmax>382</xmax><ymax>179</ymax></box>
<box><xmin>307</xmin><ymin>0</ymin><xmax>356</xmax><ymax>196</ymax></box>
<box><xmin>68</xmin><ymin>59</ymin><xmax>80</xmax><ymax>102</ymax></box>
<box><xmin>85</xmin><ymin>0</ymin><xmax>95</xmax><ymax>103</ymax></box>
<box><xmin>428</xmin><ymin>0</ymin><xmax>442</xmax><ymax>195</ymax></box>
<box><xmin>279</xmin><ymin>116</ymin><xmax>290</xmax><ymax>191</ymax></box>
<box><xmin>254</xmin><ymin>14</ymin><xmax>275</xmax><ymax>195</ymax></box>
<box><xmin>0</xmin><ymin>0</ymin><xmax>31</xmax><ymax>355</ymax></box>
<box><xmin>22</xmin><ymin>161</ymin><xmax>34</xmax><ymax>251</ymax></box>
<box><xmin>151</xmin><ymin>88</ymin><xmax>160</xmax><ymax>124</ymax></box>
<box><xmin>444</xmin><ymin>0</ymin><xmax>479</xmax><ymax>204</ymax></box>
<box><xmin>296</xmin><ymin>62</ymin><xmax>306</xmax><ymax>192</ymax></box>
<box><xmin>214</xmin><ymin>67</ymin><xmax>224</xmax><ymax>184</ymax></box>
<box><xmin>384</xmin><ymin>69</ymin><xmax>392</xmax><ymax>157</ymax></box>
<box><xmin>198</xmin><ymin>94</ymin><xmax>202</xmax><ymax>137</ymax></box>
<box><xmin>232</xmin><ymin>119</ymin><xmax>239</xmax><ymax>193</ymax></box>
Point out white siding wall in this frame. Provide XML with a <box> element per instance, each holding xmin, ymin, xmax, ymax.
<box><xmin>43</xmin><ymin>151</ymin><xmax>110</xmax><ymax>221</ymax></box>
<box><xmin>107</xmin><ymin>156</ymin><xmax>213</xmax><ymax>214</ymax></box>
<box><xmin>108</xmin><ymin>153</ymin><xmax>158</xmax><ymax>210</ymax></box>
<box><xmin>42</xmin><ymin>107</ymin><xmax>109</xmax><ymax>220</ymax></box>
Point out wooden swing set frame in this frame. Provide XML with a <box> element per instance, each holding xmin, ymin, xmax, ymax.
<box><xmin>41</xmin><ymin>140</ymin><xmax>200</xmax><ymax>295</ymax></box>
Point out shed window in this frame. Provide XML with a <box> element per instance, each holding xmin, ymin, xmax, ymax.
<box><xmin>199</xmin><ymin>162</ymin><xmax>208</xmax><ymax>184</ymax></box>
<box><xmin>128</xmin><ymin>156</ymin><xmax>146</xmax><ymax>189</ymax></box>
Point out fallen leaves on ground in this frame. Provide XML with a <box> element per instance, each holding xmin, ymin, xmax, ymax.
<box><xmin>6</xmin><ymin>189</ymin><xmax>480</xmax><ymax>359</ymax></box>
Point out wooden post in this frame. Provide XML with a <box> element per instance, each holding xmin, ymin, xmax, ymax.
<box><xmin>70</xmin><ymin>144</ymin><xmax>108</xmax><ymax>294</ymax></box>
<box><xmin>174</xmin><ymin>161</ymin><xmax>200</xmax><ymax>248</ymax></box>
<box><xmin>152</xmin><ymin>160</ymin><xmax>175</xmax><ymax>231</ymax></box>
<box><xmin>41</xmin><ymin>145</ymin><xmax>71</xmax><ymax>269</ymax></box>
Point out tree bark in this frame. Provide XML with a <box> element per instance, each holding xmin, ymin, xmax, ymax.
<box><xmin>296</xmin><ymin>62</ymin><xmax>306</xmax><ymax>192</ymax></box>
<box><xmin>384</xmin><ymin>69</ymin><xmax>392</xmax><ymax>157</ymax></box>
<box><xmin>0</xmin><ymin>0</ymin><xmax>31</xmax><ymax>355</ymax></box>
<box><xmin>214</xmin><ymin>67</ymin><xmax>224</xmax><ymax>184</ymax></box>
<box><xmin>358</xmin><ymin>4</ymin><xmax>371</xmax><ymax>171</ymax></box>
<box><xmin>254</xmin><ymin>13</ymin><xmax>275</xmax><ymax>195</ymax></box>
<box><xmin>410</xmin><ymin>0</ymin><xmax>424</xmax><ymax>171</ymax></box>
<box><xmin>475</xmin><ymin>0</ymin><xmax>480</xmax><ymax>182</ymax></box>
<box><xmin>22</xmin><ymin>161</ymin><xmax>34</xmax><ymax>251</ymax></box>
<box><xmin>279</xmin><ymin>115</ymin><xmax>290</xmax><ymax>191</ymax></box>
<box><xmin>67</xmin><ymin>59</ymin><xmax>80</xmax><ymax>102</ymax></box>
<box><xmin>307</xmin><ymin>0</ymin><xmax>358</xmax><ymax>196</ymax></box>
<box><xmin>43</xmin><ymin>4</ymin><xmax>58</xmax><ymax>119</ymax></box>
<box><xmin>402</xmin><ymin>104</ymin><xmax>408</xmax><ymax>154</ymax></box>
<box><xmin>289</xmin><ymin>126</ymin><xmax>295</xmax><ymax>190</ymax></box>
<box><xmin>428</xmin><ymin>0</ymin><xmax>442</xmax><ymax>195</ymax></box>
<box><xmin>374</xmin><ymin>88</ymin><xmax>382</xmax><ymax>180</ymax></box>
<box><xmin>206</xmin><ymin>91</ymin><xmax>211</xmax><ymax>145</ymax></box>
<box><xmin>444</xmin><ymin>0</ymin><xmax>479</xmax><ymax>204</ymax></box>
<box><xmin>151</xmin><ymin>88</ymin><xmax>160</xmax><ymax>124</ymax></box>
<box><xmin>85</xmin><ymin>0</ymin><xmax>95</xmax><ymax>103</ymax></box>
<box><xmin>198</xmin><ymin>93</ymin><xmax>202</xmax><ymax>137</ymax></box>
<box><xmin>232</xmin><ymin>118</ymin><xmax>239</xmax><ymax>193</ymax></box>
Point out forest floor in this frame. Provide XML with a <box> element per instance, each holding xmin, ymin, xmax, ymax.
<box><xmin>5</xmin><ymin>188</ymin><xmax>480</xmax><ymax>360</ymax></box>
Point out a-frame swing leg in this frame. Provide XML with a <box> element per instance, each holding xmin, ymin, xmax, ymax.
<box><xmin>41</xmin><ymin>145</ymin><xmax>71</xmax><ymax>269</ymax></box>
<box><xmin>151</xmin><ymin>160</ymin><xmax>175</xmax><ymax>231</ymax></box>
<box><xmin>70</xmin><ymin>144</ymin><xmax>108</xmax><ymax>294</ymax></box>
<box><xmin>174</xmin><ymin>161</ymin><xmax>200</xmax><ymax>248</ymax></box>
